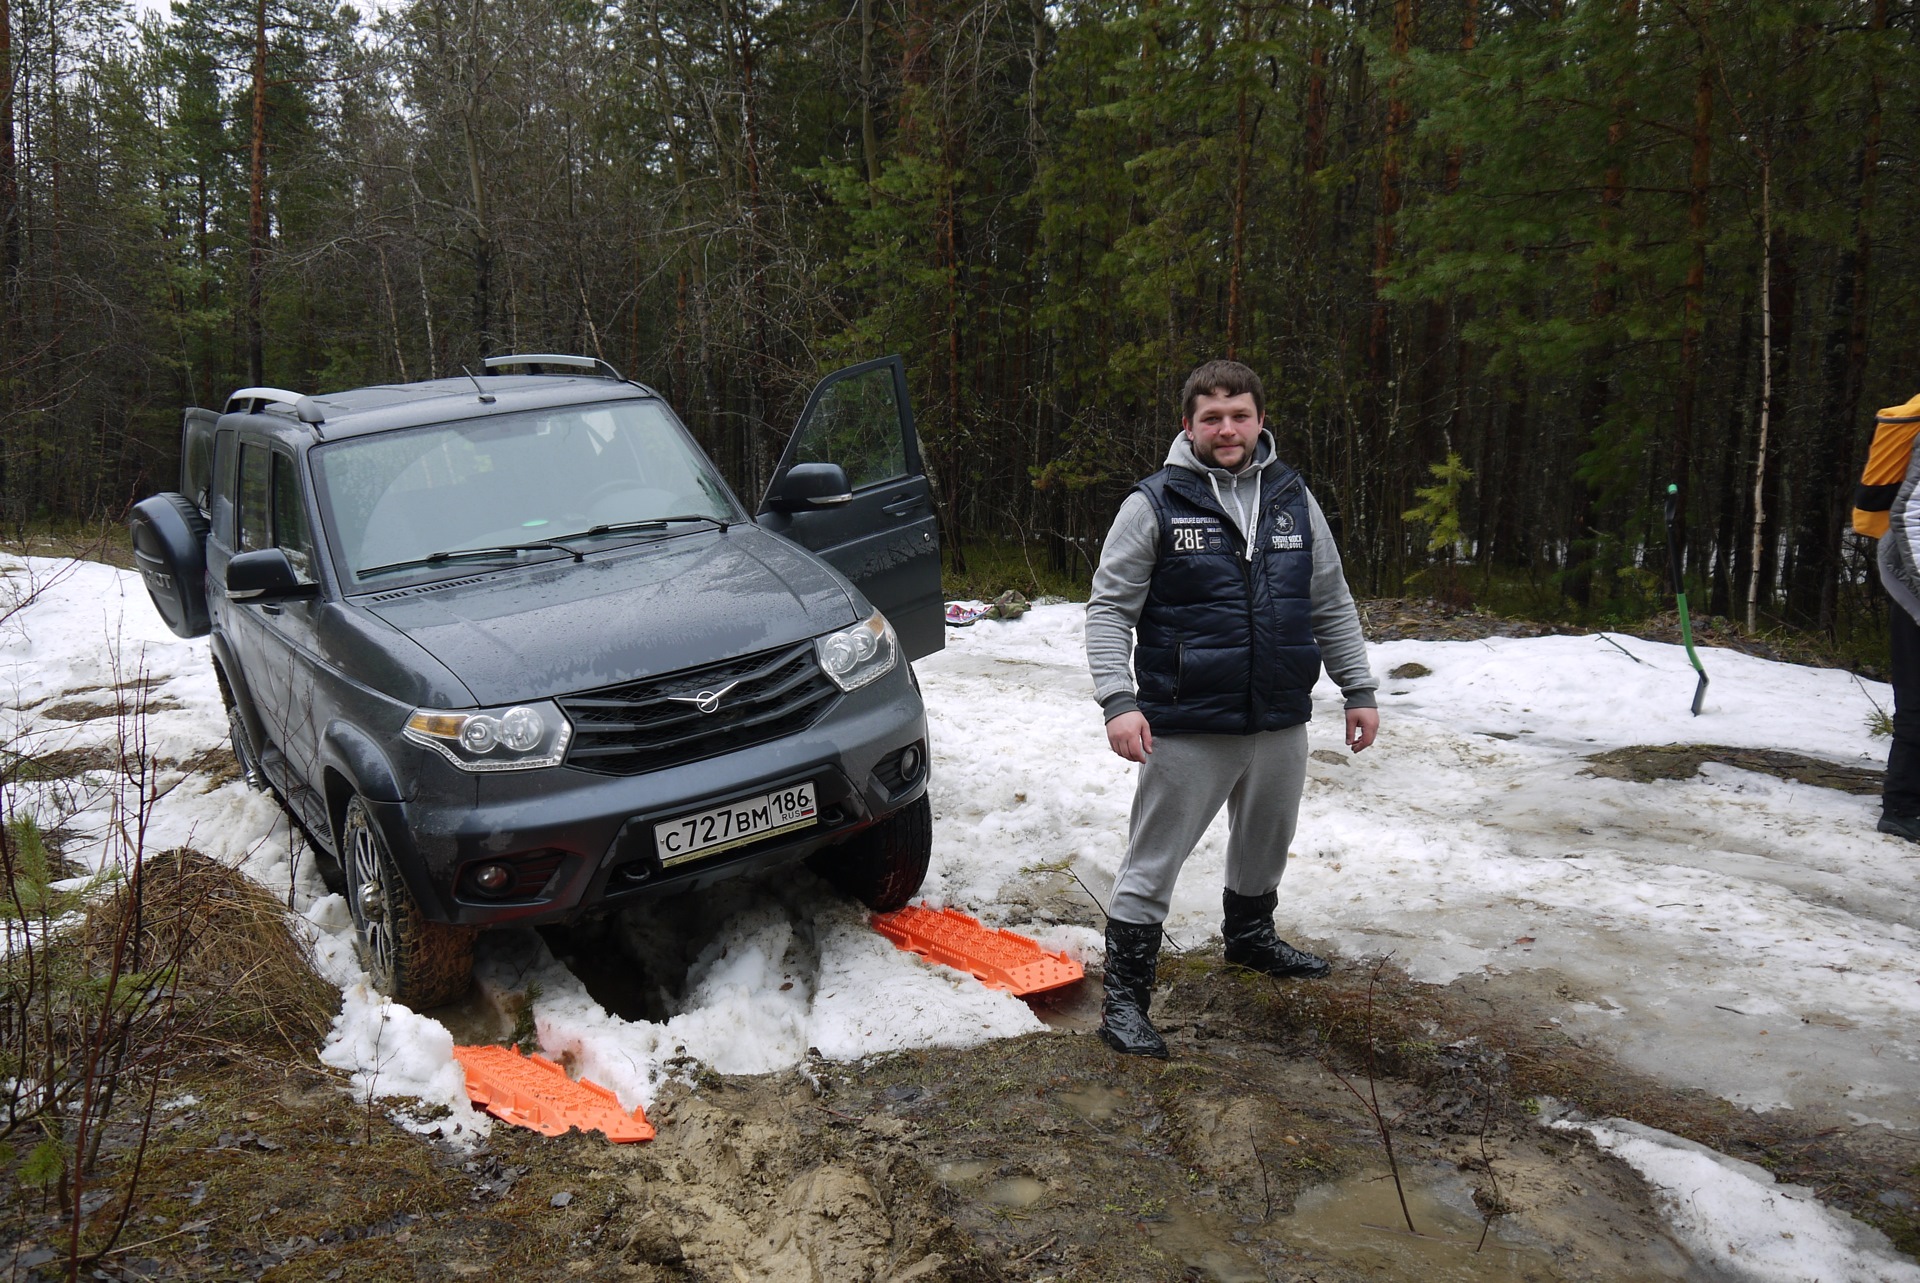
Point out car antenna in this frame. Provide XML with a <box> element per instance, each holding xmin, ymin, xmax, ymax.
<box><xmin>460</xmin><ymin>366</ymin><xmax>496</xmax><ymax>404</ymax></box>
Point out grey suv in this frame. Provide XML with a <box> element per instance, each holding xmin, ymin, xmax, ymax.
<box><xmin>131</xmin><ymin>355</ymin><xmax>942</xmax><ymax>1007</ymax></box>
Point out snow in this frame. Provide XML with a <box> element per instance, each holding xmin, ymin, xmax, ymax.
<box><xmin>5</xmin><ymin>554</ymin><xmax>1918</xmax><ymax>1280</ymax></box>
<box><xmin>1548</xmin><ymin>1109</ymin><xmax>1920</xmax><ymax>1283</ymax></box>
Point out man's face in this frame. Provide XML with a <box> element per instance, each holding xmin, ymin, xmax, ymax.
<box><xmin>1184</xmin><ymin>391</ymin><xmax>1263</xmax><ymax>471</ymax></box>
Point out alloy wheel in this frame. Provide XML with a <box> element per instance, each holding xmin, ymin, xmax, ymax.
<box><xmin>346</xmin><ymin>810</ymin><xmax>396</xmax><ymax>986</ymax></box>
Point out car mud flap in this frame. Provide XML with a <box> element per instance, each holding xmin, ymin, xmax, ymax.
<box><xmin>453</xmin><ymin>1044</ymin><xmax>654</xmax><ymax>1142</ymax></box>
<box><xmin>871</xmin><ymin>904</ymin><xmax>1084</xmax><ymax>997</ymax></box>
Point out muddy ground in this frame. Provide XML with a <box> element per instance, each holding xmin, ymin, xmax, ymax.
<box><xmin>8</xmin><ymin>924</ymin><xmax>1916</xmax><ymax>1283</ymax></box>
<box><xmin>5</xmin><ymin>592</ymin><xmax>1915</xmax><ymax>1280</ymax></box>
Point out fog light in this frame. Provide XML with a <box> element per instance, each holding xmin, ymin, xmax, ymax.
<box><xmin>472</xmin><ymin>862</ymin><xmax>512</xmax><ymax>893</ymax></box>
<box><xmin>899</xmin><ymin>744</ymin><xmax>923</xmax><ymax>781</ymax></box>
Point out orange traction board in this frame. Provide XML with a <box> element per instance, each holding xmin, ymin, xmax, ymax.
<box><xmin>871</xmin><ymin>904</ymin><xmax>1084</xmax><ymax>997</ymax></box>
<box><xmin>453</xmin><ymin>1044</ymin><xmax>654</xmax><ymax>1142</ymax></box>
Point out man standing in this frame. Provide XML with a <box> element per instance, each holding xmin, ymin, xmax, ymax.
<box><xmin>1852</xmin><ymin>391</ymin><xmax>1920</xmax><ymax>840</ymax></box>
<box><xmin>1085</xmin><ymin>360</ymin><xmax>1378</xmax><ymax>1058</ymax></box>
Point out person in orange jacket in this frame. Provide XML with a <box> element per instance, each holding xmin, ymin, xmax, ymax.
<box><xmin>1854</xmin><ymin>391</ymin><xmax>1920</xmax><ymax>840</ymax></box>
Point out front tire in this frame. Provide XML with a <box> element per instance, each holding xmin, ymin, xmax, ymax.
<box><xmin>341</xmin><ymin>795</ymin><xmax>474</xmax><ymax>1007</ymax></box>
<box><xmin>817</xmin><ymin>795</ymin><xmax>931</xmax><ymax>912</ymax></box>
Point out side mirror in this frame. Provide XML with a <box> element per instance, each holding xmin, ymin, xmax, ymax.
<box><xmin>764</xmin><ymin>462</ymin><xmax>854</xmax><ymax>513</ymax></box>
<box><xmin>227</xmin><ymin>549</ymin><xmax>319</xmax><ymax>602</ymax></box>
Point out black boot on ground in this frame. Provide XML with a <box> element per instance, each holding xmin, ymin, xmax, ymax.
<box><xmin>1097</xmin><ymin>919</ymin><xmax>1169</xmax><ymax>1058</ymax></box>
<box><xmin>1878</xmin><ymin>813</ymin><xmax>1920</xmax><ymax>842</ymax></box>
<box><xmin>1221</xmin><ymin>889</ymin><xmax>1331</xmax><ymax>979</ymax></box>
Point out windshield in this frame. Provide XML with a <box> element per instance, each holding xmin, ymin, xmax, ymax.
<box><xmin>314</xmin><ymin>400</ymin><xmax>738</xmax><ymax>587</ymax></box>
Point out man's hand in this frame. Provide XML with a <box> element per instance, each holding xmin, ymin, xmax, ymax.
<box><xmin>1106</xmin><ymin>711</ymin><xmax>1154</xmax><ymax>762</ymax></box>
<box><xmin>1345</xmin><ymin>707</ymin><xmax>1379</xmax><ymax>753</ymax></box>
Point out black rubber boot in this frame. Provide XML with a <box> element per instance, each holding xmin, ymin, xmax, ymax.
<box><xmin>1222</xmin><ymin>889</ymin><xmax>1331</xmax><ymax>979</ymax></box>
<box><xmin>1097</xmin><ymin>920</ymin><xmax>1169</xmax><ymax>1058</ymax></box>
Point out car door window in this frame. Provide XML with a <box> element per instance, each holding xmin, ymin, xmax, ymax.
<box><xmin>788</xmin><ymin>366</ymin><xmax>906</xmax><ymax>492</ymax></box>
<box><xmin>271</xmin><ymin>452</ymin><xmax>317</xmax><ymax>583</ymax></box>
<box><xmin>238</xmin><ymin>444</ymin><xmax>271</xmax><ymax>552</ymax></box>
<box><xmin>211</xmin><ymin>429</ymin><xmax>237</xmax><ymax>545</ymax></box>
<box><xmin>183</xmin><ymin>411</ymin><xmax>218</xmax><ymax>514</ymax></box>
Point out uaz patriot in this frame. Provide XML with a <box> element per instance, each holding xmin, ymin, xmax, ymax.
<box><xmin>131</xmin><ymin>355</ymin><xmax>942</xmax><ymax>1007</ymax></box>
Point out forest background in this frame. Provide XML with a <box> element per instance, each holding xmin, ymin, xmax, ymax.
<box><xmin>0</xmin><ymin>0</ymin><xmax>1913</xmax><ymax>638</ymax></box>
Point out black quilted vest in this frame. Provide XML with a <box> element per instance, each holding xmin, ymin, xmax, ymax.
<box><xmin>1132</xmin><ymin>463</ymin><xmax>1322</xmax><ymax>734</ymax></box>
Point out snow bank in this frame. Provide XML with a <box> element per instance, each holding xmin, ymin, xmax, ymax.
<box><xmin>1552</xmin><ymin>1111</ymin><xmax>1920</xmax><ymax>1283</ymax></box>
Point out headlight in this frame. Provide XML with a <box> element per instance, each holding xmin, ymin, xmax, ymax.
<box><xmin>815</xmin><ymin>610</ymin><xmax>899</xmax><ymax>692</ymax></box>
<box><xmin>404</xmin><ymin>701</ymin><xmax>572</xmax><ymax>771</ymax></box>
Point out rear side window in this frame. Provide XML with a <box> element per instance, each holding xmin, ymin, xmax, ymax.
<box><xmin>238</xmin><ymin>445</ymin><xmax>271</xmax><ymax>552</ymax></box>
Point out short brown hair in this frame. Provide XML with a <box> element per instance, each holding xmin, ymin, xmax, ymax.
<box><xmin>1180</xmin><ymin>360</ymin><xmax>1264</xmax><ymax>421</ymax></box>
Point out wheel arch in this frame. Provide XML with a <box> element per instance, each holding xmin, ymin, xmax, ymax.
<box><xmin>319</xmin><ymin>723</ymin><xmax>452</xmax><ymax>921</ymax></box>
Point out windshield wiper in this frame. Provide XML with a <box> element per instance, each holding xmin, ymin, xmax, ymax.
<box><xmin>358</xmin><ymin>539</ymin><xmax>583</xmax><ymax>579</ymax></box>
<box><xmin>560</xmin><ymin>514</ymin><xmax>731</xmax><ymax>539</ymax></box>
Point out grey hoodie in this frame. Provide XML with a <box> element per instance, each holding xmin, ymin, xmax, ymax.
<box><xmin>1085</xmin><ymin>430</ymin><xmax>1377</xmax><ymax>722</ymax></box>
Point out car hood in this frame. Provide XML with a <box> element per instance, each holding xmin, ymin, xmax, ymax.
<box><xmin>359</xmin><ymin>527</ymin><xmax>860</xmax><ymax>706</ymax></box>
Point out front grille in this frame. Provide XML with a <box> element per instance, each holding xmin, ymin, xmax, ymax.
<box><xmin>558</xmin><ymin>641</ymin><xmax>838</xmax><ymax>776</ymax></box>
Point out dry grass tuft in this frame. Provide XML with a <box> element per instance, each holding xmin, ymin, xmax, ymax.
<box><xmin>83</xmin><ymin>848</ymin><xmax>337</xmax><ymax>1058</ymax></box>
<box><xmin>0</xmin><ymin>744</ymin><xmax>120</xmax><ymax>784</ymax></box>
<box><xmin>38</xmin><ymin>696</ymin><xmax>184</xmax><ymax>722</ymax></box>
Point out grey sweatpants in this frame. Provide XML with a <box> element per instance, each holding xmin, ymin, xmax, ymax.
<box><xmin>1107</xmin><ymin>724</ymin><xmax>1310</xmax><ymax>926</ymax></box>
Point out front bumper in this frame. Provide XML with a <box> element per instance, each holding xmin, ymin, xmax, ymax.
<box><xmin>365</xmin><ymin>669</ymin><xmax>929</xmax><ymax>928</ymax></box>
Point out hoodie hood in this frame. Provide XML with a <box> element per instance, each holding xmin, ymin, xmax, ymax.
<box><xmin>1163</xmin><ymin>426</ymin><xmax>1280</xmax><ymax>479</ymax></box>
<box><xmin>1163</xmin><ymin>428</ymin><xmax>1285</xmax><ymax>556</ymax></box>
<box><xmin>358</xmin><ymin>526</ymin><xmax>859</xmax><ymax>706</ymax></box>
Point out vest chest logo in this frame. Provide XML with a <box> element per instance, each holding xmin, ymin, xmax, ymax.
<box><xmin>1269</xmin><ymin>511</ymin><xmax>1304</xmax><ymax>551</ymax></box>
<box><xmin>1169</xmin><ymin>516</ymin><xmax>1229</xmax><ymax>554</ymax></box>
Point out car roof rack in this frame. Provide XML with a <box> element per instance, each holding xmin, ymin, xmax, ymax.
<box><xmin>225</xmin><ymin>386</ymin><xmax>328</xmax><ymax>427</ymax></box>
<box><xmin>482</xmin><ymin>353</ymin><xmax>627</xmax><ymax>382</ymax></box>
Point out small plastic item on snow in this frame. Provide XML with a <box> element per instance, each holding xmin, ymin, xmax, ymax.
<box><xmin>453</xmin><ymin>1044</ymin><xmax>654</xmax><ymax>1142</ymax></box>
<box><xmin>944</xmin><ymin>591</ymin><xmax>1030</xmax><ymax>628</ymax></box>
<box><xmin>944</xmin><ymin>601</ymin><xmax>988</xmax><ymax>627</ymax></box>
<box><xmin>871</xmin><ymin>904</ymin><xmax>1083</xmax><ymax>997</ymax></box>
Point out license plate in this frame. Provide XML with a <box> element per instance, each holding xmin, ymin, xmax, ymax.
<box><xmin>654</xmin><ymin>783</ymin><xmax>818</xmax><ymax>866</ymax></box>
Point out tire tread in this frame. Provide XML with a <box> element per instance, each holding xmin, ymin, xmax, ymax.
<box><xmin>344</xmin><ymin>797</ymin><xmax>474</xmax><ymax>1008</ymax></box>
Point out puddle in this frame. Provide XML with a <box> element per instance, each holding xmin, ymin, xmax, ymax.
<box><xmin>1146</xmin><ymin>1206</ymin><xmax>1266</xmax><ymax>1283</ymax></box>
<box><xmin>936</xmin><ymin>1163</ymin><xmax>1049</xmax><ymax>1209</ymax></box>
<box><xmin>934</xmin><ymin>1160</ymin><xmax>990</xmax><ymax>1185</ymax></box>
<box><xmin>1284</xmin><ymin>1167</ymin><xmax>1565</xmax><ymax>1282</ymax></box>
<box><xmin>983</xmin><ymin>1177</ymin><xmax>1049</xmax><ymax>1208</ymax></box>
<box><xmin>430</xmin><ymin>979</ymin><xmax>517</xmax><ymax>1046</ymax></box>
<box><xmin>1056</xmin><ymin>1084</ymin><xmax>1125</xmax><ymax>1124</ymax></box>
<box><xmin>1028</xmin><ymin>977</ymin><xmax>1101</xmax><ymax>1032</ymax></box>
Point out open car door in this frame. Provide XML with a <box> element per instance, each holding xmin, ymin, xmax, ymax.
<box><xmin>757</xmin><ymin>356</ymin><xmax>943</xmax><ymax>661</ymax></box>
